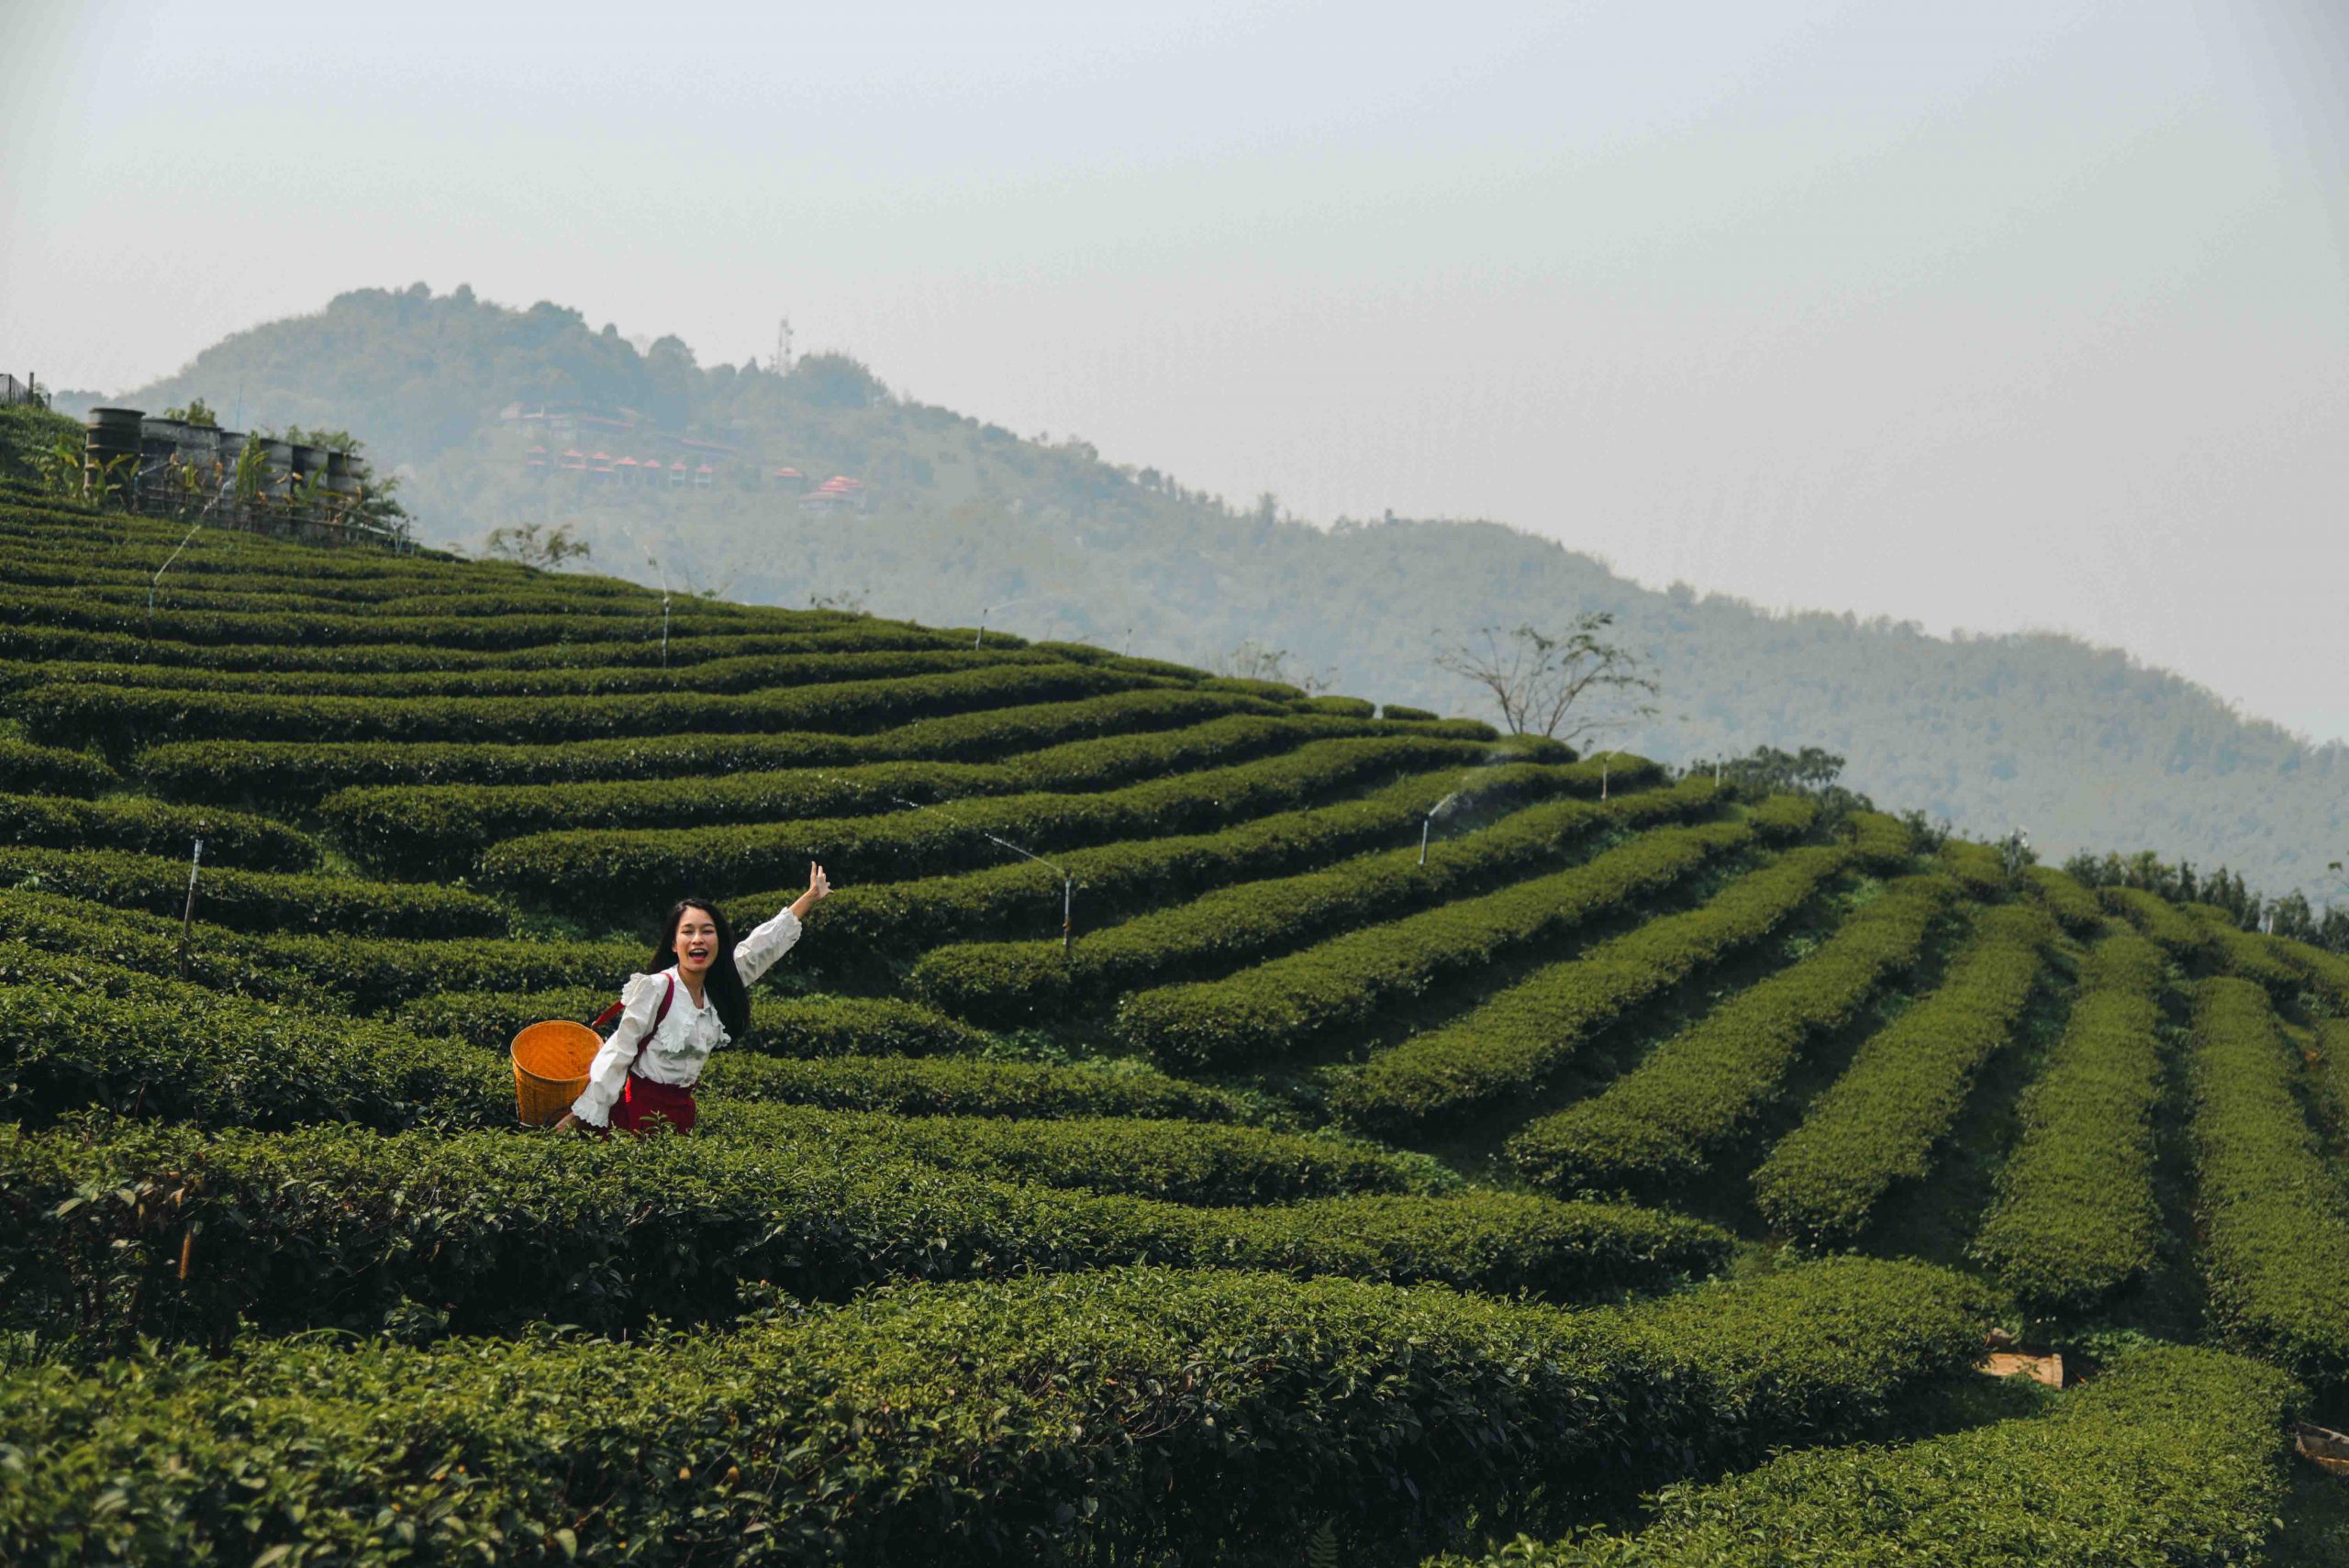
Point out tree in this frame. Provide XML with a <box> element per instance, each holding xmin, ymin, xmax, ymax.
<box><xmin>483</xmin><ymin>521</ymin><xmax>591</xmax><ymax>569</ymax></box>
<box><xmin>1434</xmin><ymin>613</ymin><xmax>1658</xmax><ymax>744</ymax></box>
<box><xmin>161</xmin><ymin>398</ymin><xmax>218</xmax><ymax>428</ymax></box>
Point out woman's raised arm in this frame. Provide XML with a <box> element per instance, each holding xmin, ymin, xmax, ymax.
<box><xmin>734</xmin><ymin>862</ymin><xmax>830</xmax><ymax>988</ymax></box>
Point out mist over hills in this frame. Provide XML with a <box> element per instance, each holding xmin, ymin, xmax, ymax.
<box><xmin>89</xmin><ymin>283</ymin><xmax>2345</xmax><ymax>900</ymax></box>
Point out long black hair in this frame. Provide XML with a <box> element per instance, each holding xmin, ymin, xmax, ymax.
<box><xmin>651</xmin><ymin>896</ymin><xmax>751</xmax><ymax>1039</ymax></box>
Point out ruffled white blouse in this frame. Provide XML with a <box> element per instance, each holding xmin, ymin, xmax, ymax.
<box><xmin>569</xmin><ymin>906</ymin><xmax>802</xmax><ymax>1128</ymax></box>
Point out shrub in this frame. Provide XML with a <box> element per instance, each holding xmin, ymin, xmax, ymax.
<box><xmin>0</xmin><ymin>845</ymin><xmax>505</xmax><ymax>940</ymax></box>
<box><xmin>1298</xmin><ymin>695</ymin><xmax>1377</xmax><ymax>717</ymax></box>
<box><xmin>23</xmin><ymin>661</ymin><xmax>1145</xmax><ymax>752</ymax></box>
<box><xmin>1382</xmin><ymin>703</ymin><xmax>1439</xmax><ymax>721</ymax></box>
<box><xmin>0</xmin><ymin>791</ymin><xmax>317</xmax><ymax>873</ymax></box>
<box><xmin>0</xmin><ymin>1118</ymin><xmax>1731</xmax><ymax>1344</ymax></box>
<box><xmin>1441</xmin><ymin>1345</ymin><xmax>2300</xmax><ymax>1567</ymax></box>
<box><xmin>323</xmin><ymin>711</ymin><xmax>1442</xmax><ymax>879</ymax></box>
<box><xmin>1336</xmin><ymin>843</ymin><xmax>1856</xmax><ymax>1137</ymax></box>
<box><xmin>0</xmin><ymin>738</ymin><xmax>117</xmax><ymax>798</ymax></box>
<box><xmin>2185</xmin><ymin>905</ymin><xmax>2304</xmax><ymax>993</ymax></box>
<box><xmin>909</xmin><ymin>773</ymin><xmax>1710</xmax><ymax>1025</ymax></box>
<box><xmin>2099</xmin><ymin>884</ymin><xmax>2212</xmax><ymax>959</ymax></box>
<box><xmin>135</xmin><ymin>687</ymin><xmax>1268</xmax><ymax>806</ymax></box>
<box><xmin>1752</xmin><ymin>903</ymin><xmax>2054</xmax><ymax>1244</ymax></box>
<box><xmin>395</xmin><ymin>986</ymin><xmax>992</xmax><ymax>1059</ymax></box>
<box><xmin>1115</xmin><ymin>817</ymin><xmax>1752</xmax><ymax>1070</ymax></box>
<box><xmin>743</xmin><ymin>758</ymin><xmax>1625</xmax><ymax>967</ymax></box>
<box><xmin>1745</xmin><ymin>792</ymin><xmax>1820</xmax><ymax>840</ymax></box>
<box><xmin>2189</xmin><ymin>976</ymin><xmax>2349</xmax><ymax>1384</ymax></box>
<box><xmin>2021</xmin><ymin>864</ymin><xmax>2103</xmax><ymax>931</ymax></box>
<box><xmin>1506</xmin><ymin>875</ymin><xmax>1955</xmax><ymax>1195</ymax></box>
<box><xmin>0</xmin><ymin>1259</ymin><xmax>1994</xmax><ymax>1566</ymax></box>
<box><xmin>1968</xmin><ymin>932</ymin><xmax>2168</xmax><ymax>1313</ymax></box>
<box><xmin>1937</xmin><ymin>839</ymin><xmax>2009</xmax><ymax>898</ymax></box>
<box><xmin>481</xmin><ymin>735</ymin><xmax>1501</xmax><ymax>910</ymax></box>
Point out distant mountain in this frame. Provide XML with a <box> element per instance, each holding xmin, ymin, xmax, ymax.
<box><xmin>100</xmin><ymin>283</ymin><xmax>2345</xmax><ymax>900</ymax></box>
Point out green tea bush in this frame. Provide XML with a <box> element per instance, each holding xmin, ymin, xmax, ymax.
<box><xmin>744</xmin><ymin>759</ymin><xmax>1620</xmax><ymax>965</ymax></box>
<box><xmin>0</xmin><ymin>738</ymin><xmax>117</xmax><ymax>797</ymax></box>
<box><xmin>2099</xmin><ymin>884</ymin><xmax>2212</xmax><ymax>960</ymax></box>
<box><xmin>1336</xmin><ymin>843</ymin><xmax>1854</xmax><ymax>1136</ymax></box>
<box><xmin>24</xmin><ymin>661</ymin><xmax>1144</xmax><ymax>751</ymax></box>
<box><xmin>697</xmin><ymin>1101</ymin><xmax>1436</xmax><ymax>1206</ymax></box>
<box><xmin>0</xmin><ymin>845</ymin><xmax>505</xmax><ymax>939</ymax></box>
<box><xmin>1298</xmin><ymin>695</ymin><xmax>1377</xmax><ymax>717</ymax></box>
<box><xmin>909</xmin><ymin>773</ymin><xmax>1708</xmax><ymax>1024</ymax></box>
<box><xmin>2021</xmin><ymin>864</ymin><xmax>2104</xmax><ymax>931</ymax></box>
<box><xmin>325</xmin><ymin>711</ymin><xmax>1438</xmax><ymax>878</ymax></box>
<box><xmin>0</xmin><ymin>1119</ymin><xmax>1730</xmax><ymax>1343</ymax></box>
<box><xmin>1441</xmin><ymin>1344</ymin><xmax>2299</xmax><ymax>1568</ymax></box>
<box><xmin>17</xmin><ymin>643</ymin><xmax>1052</xmax><ymax>700</ymax></box>
<box><xmin>2189</xmin><ymin>976</ymin><xmax>2349</xmax><ymax>1384</ymax></box>
<box><xmin>1745</xmin><ymin>792</ymin><xmax>1820</xmax><ymax>839</ymax></box>
<box><xmin>137</xmin><ymin>687</ymin><xmax>1267</xmax><ymax>806</ymax></box>
<box><xmin>1116</xmin><ymin>818</ymin><xmax>1753</xmax><ymax>1070</ymax></box>
<box><xmin>2187</xmin><ymin>905</ymin><xmax>2304</xmax><ymax>993</ymax></box>
<box><xmin>484</xmin><ymin>735</ymin><xmax>1499</xmax><ymax>909</ymax></box>
<box><xmin>2281</xmin><ymin>937</ymin><xmax>2349</xmax><ymax>1007</ymax></box>
<box><xmin>1752</xmin><ymin>904</ymin><xmax>2054</xmax><ymax>1243</ymax></box>
<box><xmin>1842</xmin><ymin>810</ymin><xmax>1915</xmax><ymax>867</ymax></box>
<box><xmin>1968</xmin><ymin>932</ymin><xmax>2167</xmax><ymax>1312</ymax></box>
<box><xmin>0</xmin><ymin>790</ymin><xmax>317</xmax><ymax>872</ymax></box>
<box><xmin>395</xmin><ymin>985</ymin><xmax>991</xmax><ymax>1059</ymax></box>
<box><xmin>0</xmin><ymin>886</ymin><xmax>631</xmax><ymax>1012</ymax></box>
<box><xmin>0</xmin><ymin>1259</ymin><xmax>1994</xmax><ymax>1567</ymax></box>
<box><xmin>1937</xmin><ymin>838</ymin><xmax>2009</xmax><ymax>898</ymax></box>
<box><xmin>1507</xmin><ymin>875</ymin><xmax>1954</xmax><ymax>1195</ymax></box>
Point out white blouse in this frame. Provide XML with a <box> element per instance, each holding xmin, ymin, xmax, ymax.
<box><xmin>569</xmin><ymin>906</ymin><xmax>803</xmax><ymax>1128</ymax></box>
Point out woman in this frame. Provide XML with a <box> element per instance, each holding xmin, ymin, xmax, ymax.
<box><xmin>553</xmin><ymin>862</ymin><xmax>831</xmax><ymax>1137</ymax></box>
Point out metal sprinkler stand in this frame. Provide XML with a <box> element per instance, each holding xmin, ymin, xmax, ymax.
<box><xmin>177</xmin><ymin>836</ymin><xmax>206</xmax><ymax>978</ymax></box>
<box><xmin>1419</xmin><ymin>816</ymin><xmax>1431</xmax><ymax>866</ymax></box>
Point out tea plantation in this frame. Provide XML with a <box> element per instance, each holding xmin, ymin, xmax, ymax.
<box><xmin>3</xmin><ymin>486</ymin><xmax>2347</xmax><ymax>1564</ymax></box>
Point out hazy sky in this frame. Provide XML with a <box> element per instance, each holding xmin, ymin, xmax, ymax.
<box><xmin>6</xmin><ymin>1</ymin><xmax>2344</xmax><ymax>743</ymax></box>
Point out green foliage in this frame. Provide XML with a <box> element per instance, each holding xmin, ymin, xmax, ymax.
<box><xmin>2189</xmin><ymin>977</ymin><xmax>2349</xmax><ymax>1385</ymax></box>
<box><xmin>395</xmin><ymin>984</ymin><xmax>989</xmax><ymax>1059</ymax></box>
<box><xmin>909</xmin><ymin>768</ymin><xmax>1693</xmax><ymax>1025</ymax></box>
<box><xmin>481</xmin><ymin>734</ymin><xmax>1501</xmax><ymax>910</ymax></box>
<box><xmin>1336</xmin><ymin>842</ymin><xmax>1855</xmax><ymax>1136</ymax></box>
<box><xmin>1442</xmin><ymin>1345</ymin><xmax>2299</xmax><ymax>1567</ymax></box>
<box><xmin>761</xmin><ymin>758</ymin><xmax>1609</xmax><ymax>967</ymax></box>
<box><xmin>1114</xmin><ymin>817</ymin><xmax>1752</xmax><ymax>1070</ymax></box>
<box><xmin>0</xmin><ymin>791</ymin><xmax>317</xmax><ymax>873</ymax></box>
<box><xmin>325</xmin><ymin>709</ymin><xmax>1457</xmax><ymax>879</ymax></box>
<box><xmin>1508</xmin><ymin>874</ymin><xmax>1955</xmax><ymax>1195</ymax></box>
<box><xmin>133</xmin><ymin>686</ymin><xmax>1271</xmax><ymax>806</ymax></box>
<box><xmin>0</xmin><ymin>1118</ymin><xmax>1730</xmax><ymax>1344</ymax></box>
<box><xmin>1382</xmin><ymin>703</ymin><xmax>1439</xmax><ymax>721</ymax></box>
<box><xmin>1969</xmin><ymin>932</ymin><xmax>2168</xmax><ymax>1313</ymax></box>
<box><xmin>1753</xmin><ymin>904</ymin><xmax>2054</xmax><ymax>1243</ymax></box>
<box><xmin>0</xmin><ymin>1258</ymin><xmax>1991</xmax><ymax>1566</ymax></box>
<box><xmin>2100</xmin><ymin>883</ymin><xmax>2214</xmax><ymax>959</ymax></box>
<box><xmin>0</xmin><ymin>845</ymin><xmax>505</xmax><ymax>940</ymax></box>
<box><xmin>0</xmin><ymin>739</ymin><xmax>117</xmax><ymax>799</ymax></box>
<box><xmin>20</xmin><ymin>659</ymin><xmax>1146</xmax><ymax>752</ymax></box>
<box><xmin>2021</xmin><ymin>863</ymin><xmax>2104</xmax><ymax>931</ymax></box>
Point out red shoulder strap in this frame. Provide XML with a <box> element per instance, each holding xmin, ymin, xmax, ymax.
<box><xmin>590</xmin><ymin>973</ymin><xmax>678</xmax><ymax>1035</ymax></box>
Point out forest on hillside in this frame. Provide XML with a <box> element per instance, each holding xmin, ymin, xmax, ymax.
<box><xmin>84</xmin><ymin>283</ymin><xmax>2347</xmax><ymax>903</ymax></box>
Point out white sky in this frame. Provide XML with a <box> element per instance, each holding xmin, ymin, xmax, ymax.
<box><xmin>6</xmin><ymin>1</ymin><xmax>2344</xmax><ymax>743</ymax></box>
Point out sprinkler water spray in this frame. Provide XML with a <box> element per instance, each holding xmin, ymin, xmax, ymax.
<box><xmin>618</xmin><ymin>522</ymin><xmax>673</xmax><ymax>668</ymax></box>
<box><xmin>893</xmin><ymin>796</ymin><xmax>1078</xmax><ymax>951</ymax></box>
<box><xmin>176</xmin><ymin>836</ymin><xmax>205</xmax><ymax>978</ymax></box>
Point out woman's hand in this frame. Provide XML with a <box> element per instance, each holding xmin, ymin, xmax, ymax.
<box><xmin>551</xmin><ymin>1112</ymin><xmax>582</xmax><ymax>1134</ymax></box>
<box><xmin>790</xmin><ymin>862</ymin><xmax>832</xmax><ymax>918</ymax></box>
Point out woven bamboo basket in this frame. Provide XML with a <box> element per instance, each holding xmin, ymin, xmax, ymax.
<box><xmin>511</xmin><ymin>1020</ymin><xmax>603</xmax><ymax>1125</ymax></box>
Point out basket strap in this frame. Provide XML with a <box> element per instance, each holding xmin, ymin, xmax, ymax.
<box><xmin>588</xmin><ymin>974</ymin><xmax>678</xmax><ymax>1056</ymax></box>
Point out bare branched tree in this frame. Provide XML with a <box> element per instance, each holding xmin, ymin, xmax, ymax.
<box><xmin>1433</xmin><ymin>613</ymin><xmax>1659</xmax><ymax>743</ymax></box>
<box><xmin>483</xmin><ymin>520</ymin><xmax>591</xmax><ymax>569</ymax></box>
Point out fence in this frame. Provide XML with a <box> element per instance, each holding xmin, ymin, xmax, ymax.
<box><xmin>0</xmin><ymin>373</ymin><xmax>47</xmax><ymax>408</ymax></box>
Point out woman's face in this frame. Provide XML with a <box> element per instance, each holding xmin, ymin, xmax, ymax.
<box><xmin>673</xmin><ymin>906</ymin><xmax>720</xmax><ymax>979</ymax></box>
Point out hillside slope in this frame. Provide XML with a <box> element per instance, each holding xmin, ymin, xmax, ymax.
<box><xmin>6</xmin><ymin>487</ymin><xmax>2349</xmax><ymax>1561</ymax></box>
<box><xmin>88</xmin><ymin>282</ymin><xmax>2348</xmax><ymax>899</ymax></box>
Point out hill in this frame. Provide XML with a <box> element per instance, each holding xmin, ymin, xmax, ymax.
<box><xmin>84</xmin><ymin>283</ymin><xmax>2347</xmax><ymax>904</ymax></box>
<box><xmin>3</xmin><ymin>484</ymin><xmax>2349</xmax><ymax>1561</ymax></box>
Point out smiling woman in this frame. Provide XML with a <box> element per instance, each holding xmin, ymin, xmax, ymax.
<box><xmin>552</xmin><ymin>862</ymin><xmax>832</xmax><ymax>1138</ymax></box>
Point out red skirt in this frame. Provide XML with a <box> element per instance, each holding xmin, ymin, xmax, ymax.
<box><xmin>609</xmin><ymin>1070</ymin><xmax>697</xmax><ymax>1137</ymax></box>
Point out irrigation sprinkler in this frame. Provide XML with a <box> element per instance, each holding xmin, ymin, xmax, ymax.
<box><xmin>619</xmin><ymin>523</ymin><xmax>673</xmax><ymax>668</ymax></box>
<box><xmin>176</xmin><ymin>836</ymin><xmax>205</xmax><ymax>979</ymax></box>
<box><xmin>894</xmin><ymin>795</ymin><xmax>1078</xmax><ymax>951</ymax></box>
<box><xmin>145</xmin><ymin>468</ymin><xmax>242</xmax><ymax>633</ymax></box>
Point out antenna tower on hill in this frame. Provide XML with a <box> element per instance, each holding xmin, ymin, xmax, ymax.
<box><xmin>774</xmin><ymin>317</ymin><xmax>795</xmax><ymax>374</ymax></box>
